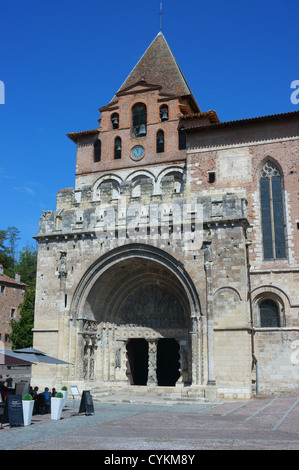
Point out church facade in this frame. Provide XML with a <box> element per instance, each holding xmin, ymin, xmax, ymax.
<box><xmin>32</xmin><ymin>33</ymin><xmax>299</xmax><ymax>400</ymax></box>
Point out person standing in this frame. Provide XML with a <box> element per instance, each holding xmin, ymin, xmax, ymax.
<box><xmin>42</xmin><ymin>387</ymin><xmax>52</xmax><ymax>413</ymax></box>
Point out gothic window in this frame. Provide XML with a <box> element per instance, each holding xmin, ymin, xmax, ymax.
<box><xmin>132</xmin><ymin>103</ymin><xmax>147</xmax><ymax>137</ymax></box>
<box><xmin>160</xmin><ymin>105</ymin><xmax>168</xmax><ymax>121</ymax></box>
<box><xmin>114</xmin><ymin>137</ymin><xmax>121</xmax><ymax>159</ymax></box>
<box><xmin>94</xmin><ymin>140</ymin><xmax>101</xmax><ymax>162</ymax></box>
<box><xmin>111</xmin><ymin>113</ymin><xmax>119</xmax><ymax>129</ymax></box>
<box><xmin>260</xmin><ymin>161</ymin><xmax>286</xmax><ymax>260</ymax></box>
<box><xmin>156</xmin><ymin>130</ymin><xmax>164</xmax><ymax>153</ymax></box>
<box><xmin>178</xmin><ymin>129</ymin><xmax>186</xmax><ymax>150</ymax></box>
<box><xmin>259</xmin><ymin>299</ymin><xmax>280</xmax><ymax>327</ymax></box>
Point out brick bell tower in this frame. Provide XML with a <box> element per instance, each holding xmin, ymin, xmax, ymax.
<box><xmin>67</xmin><ymin>32</ymin><xmax>219</xmax><ymax>189</ymax></box>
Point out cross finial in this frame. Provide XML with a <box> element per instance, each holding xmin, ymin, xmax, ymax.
<box><xmin>159</xmin><ymin>2</ymin><xmax>163</xmax><ymax>32</ymax></box>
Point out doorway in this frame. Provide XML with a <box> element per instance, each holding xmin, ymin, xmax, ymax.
<box><xmin>157</xmin><ymin>338</ymin><xmax>180</xmax><ymax>386</ymax></box>
<box><xmin>126</xmin><ymin>339</ymin><xmax>149</xmax><ymax>385</ymax></box>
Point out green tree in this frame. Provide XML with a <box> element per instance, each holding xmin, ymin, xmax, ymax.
<box><xmin>16</xmin><ymin>244</ymin><xmax>37</xmax><ymax>287</ymax></box>
<box><xmin>8</xmin><ymin>287</ymin><xmax>35</xmax><ymax>349</ymax></box>
<box><xmin>0</xmin><ymin>226</ymin><xmax>20</xmax><ymax>276</ymax></box>
<box><xmin>7</xmin><ymin>242</ymin><xmax>37</xmax><ymax>349</ymax></box>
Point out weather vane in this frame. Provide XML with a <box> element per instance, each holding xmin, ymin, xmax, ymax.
<box><xmin>160</xmin><ymin>2</ymin><xmax>163</xmax><ymax>32</ymax></box>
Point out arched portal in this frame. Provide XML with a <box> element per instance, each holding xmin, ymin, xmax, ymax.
<box><xmin>71</xmin><ymin>244</ymin><xmax>201</xmax><ymax>387</ymax></box>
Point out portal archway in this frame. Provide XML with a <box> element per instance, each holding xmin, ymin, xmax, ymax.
<box><xmin>71</xmin><ymin>244</ymin><xmax>201</xmax><ymax>386</ymax></box>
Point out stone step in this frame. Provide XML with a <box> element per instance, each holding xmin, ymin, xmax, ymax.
<box><xmin>90</xmin><ymin>385</ymin><xmax>214</xmax><ymax>405</ymax></box>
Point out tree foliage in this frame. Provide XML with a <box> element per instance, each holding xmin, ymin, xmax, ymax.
<box><xmin>9</xmin><ymin>287</ymin><xmax>35</xmax><ymax>349</ymax></box>
<box><xmin>0</xmin><ymin>227</ymin><xmax>37</xmax><ymax>349</ymax></box>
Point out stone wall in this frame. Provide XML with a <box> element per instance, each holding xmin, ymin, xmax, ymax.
<box><xmin>32</xmin><ymin>176</ymin><xmax>252</xmax><ymax>399</ymax></box>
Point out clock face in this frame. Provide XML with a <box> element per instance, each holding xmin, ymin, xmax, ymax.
<box><xmin>131</xmin><ymin>145</ymin><xmax>145</xmax><ymax>160</ymax></box>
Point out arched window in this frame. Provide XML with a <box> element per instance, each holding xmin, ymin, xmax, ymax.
<box><xmin>260</xmin><ymin>161</ymin><xmax>286</xmax><ymax>260</ymax></box>
<box><xmin>160</xmin><ymin>105</ymin><xmax>168</xmax><ymax>121</ymax></box>
<box><xmin>178</xmin><ymin>129</ymin><xmax>186</xmax><ymax>150</ymax></box>
<box><xmin>132</xmin><ymin>103</ymin><xmax>147</xmax><ymax>137</ymax></box>
<box><xmin>111</xmin><ymin>113</ymin><xmax>119</xmax><ymax>129</ymax></box>
<box><xmin>94</xmin><ymin>140</ymin><xmax>101</xmax><ymax>162</ymax></box>
<box><xmin>156</xmin><ymin>130</ymin><xmax>164</xmax><ymax>153</ymax></box>
<box><xmin>259</xmin><ymin>299</ymin><xmax>280</xmax><ymax>327</ymax></box>
<box><xmin>114</xmin><ymin>137</ymin><xmax>121</xmax><ymax>159</ymax></box>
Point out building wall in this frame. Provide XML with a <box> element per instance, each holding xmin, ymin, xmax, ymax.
<box><xmin>187</xmin><ymin>121</ymin><xmax>299</xmax><ymax>395</ymax></box>
<box><xmin>0</xmin><ymin>274</ymin><xmax>26</xmax><ymax>350</ymax></box>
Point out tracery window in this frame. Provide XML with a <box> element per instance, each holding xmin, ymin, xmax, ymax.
<box><xmin>260</xmin><ymin>161</ymin><xmax>286</xmax><ymax>260</ymax></box>
<box><xmin>259</xmin><ymin>299</ymin><xmax>280</xmax><ymax>327</ymax></box>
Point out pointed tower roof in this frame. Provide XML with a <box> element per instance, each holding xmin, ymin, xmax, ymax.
<box><xmin>111</xmin><ymin>32</ymin><xmax>200</xmax><ymax>112</ymax></box>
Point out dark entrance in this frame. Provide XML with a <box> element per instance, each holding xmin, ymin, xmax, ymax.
<box><xmin>126</xmin><ymin>339</ymin><xmax>148</xmax><ymax>385</ymax></box>
<box><xmin>157</xmin><ymin>338</ymin><xmax>180</xmax><ymax>386</ymax></box>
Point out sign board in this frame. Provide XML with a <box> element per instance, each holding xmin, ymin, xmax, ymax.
<box><xmin>1</xmin><ymin>395</ymin><xmax>24</xmax><ymax>427</ymax></box>
<box><xmin>79</xmin><ymin>390</ymin><xmax>94</xmax><ymax>415</ymax></box>
<box><xmin>15</xmin><ymin>382</ymin><xmax>30</xmax><ymax>397</ymax></box>
<box><xmin>70</xmin><ymin>385</ymin><xmax>80</xmax><ymax>397</ymax></box>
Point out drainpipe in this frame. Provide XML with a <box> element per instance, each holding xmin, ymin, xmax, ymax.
<box><xmin>246</xmin><ymin>241</ymin><xmax>259</xmax><ymax>396</ymax></box>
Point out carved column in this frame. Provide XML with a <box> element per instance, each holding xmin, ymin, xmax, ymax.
<box><xmin>177</xmin><ymin>339</ymin><xmax>187</xmax><ymax>385</ymax></box>
<box><xmin>147</xmin><ymin>339</ymin><xmax>158</xmax><ymax>386</ymax></box>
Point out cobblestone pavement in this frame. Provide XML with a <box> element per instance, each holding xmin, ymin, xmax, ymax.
<box><xmin>1</xmin><ymin>394</ymin><xmax>299</xmax><ymax>450</ymax></box>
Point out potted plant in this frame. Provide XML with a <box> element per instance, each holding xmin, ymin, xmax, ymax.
<box><xmin>51</xmin><ymin>392</ymin><xmax>64</xmax><ymax>420</ymax></box>
<box><xmin>22</xmin><ymin>393</ymin><xmax>34</xmax><ymax>426</ymax></box>
<box><xmin>59</xmin><ymin>386</ymin><xmax>68</xmax><ymax>409</ymax></box>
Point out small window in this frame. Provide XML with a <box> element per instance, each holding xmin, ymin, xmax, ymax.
<box><xmin>1</xmin><ymin>286</ymin><xmax>4</xmax><ymax>294</ymax></box>
<box><xmin>11</xmin><ymin>308</ymin><xmax>15</xmax><ymax>318</ymax></box>
<box><xmin>111</xmin><ymin>113</ymin><xmax>119</xmax><ymax>129</ymax></box>
<box><xmin>114</xmin><ymin>137</ymin><xmax>122</xmax><ymax>159</ymax></box>
<box><xmin>132</xmin><ymin>103</ymin><xmax>147</xmax><ymax>137</ymax></box>
<box><xmin>156</xmin><ymin>130</ymin><xmax>164</xmax><ymax>153</ymax></box>
<box><xmin>178</xmin><ymin>129</ymin><xmax>186</xmax><ymax>150</ymax></box>
<box><xmin>160</xmin><ymin>105</ymin><xmax>168</xmax><ymax>122</ymax></box>
<box><xmin>208</xmin><ymin>172</ymin><xmax>215</xmax><ymax>184</ymax></box>
<box><xmin>4</xmin><ymin>334</ymin><xmax>8</xmax><ymax>342</ymax></box>
<box><xmin>94</xmin><ymin>140</ymin><xmax>101</xmax><ymax>162</ymax></box>
<box><xmin>259</xmin><ymin>299</ymin><xmax>280</xmax><ymax>327</ymax></box>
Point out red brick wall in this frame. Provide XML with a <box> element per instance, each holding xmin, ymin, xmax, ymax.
<box><xmin>187</xmin><ymin>118</ymin><xmax>299</xmax><ymax>268</ymax></box>
<box><xmin>75</xmin><ymin>89</ymin><xmax>188</xmax><ymax>177</ymax></box>
<box><xmin>0</xmin><ymin>279</ymin><xmax>25</xmax><ymax>350</ymax></box>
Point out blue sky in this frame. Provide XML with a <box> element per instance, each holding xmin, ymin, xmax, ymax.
<box><xmin>0</xmin><ymin>0</ymin><xmax>298</xmax><ymax>253</ymax></box>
